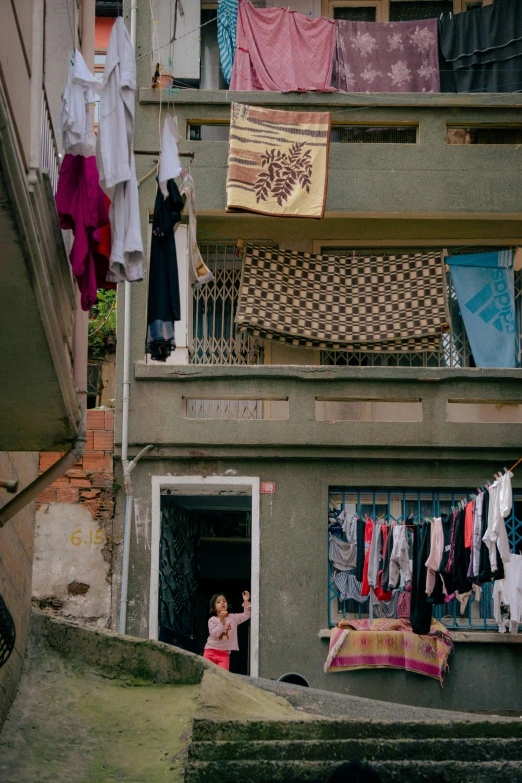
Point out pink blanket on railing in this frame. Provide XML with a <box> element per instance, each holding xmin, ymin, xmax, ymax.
<box><xmin>230</xmin><ymin>4</ymin><xmax>336</xmax><ymax>93</ymax></box>
<box><xmin>325</xmin><ymin>618</ymin><xmax>453</xmax><ymax>685</ymax></box>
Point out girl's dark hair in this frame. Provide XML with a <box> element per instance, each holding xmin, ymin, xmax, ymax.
<box><xmin>327</xmin><ymin>760</ymin><xmax>383</xmax><ymax>783</ymax></box>
<box><xmin>209</xmin><ymin>592</ymin><xmax>228</xmax><ymax>616</ymax></box>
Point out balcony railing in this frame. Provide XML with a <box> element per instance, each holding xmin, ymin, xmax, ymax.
<box><xmin>40</xmin><ymin>88</ymin><xmax>60</xmax><ymax>195</ymax></box>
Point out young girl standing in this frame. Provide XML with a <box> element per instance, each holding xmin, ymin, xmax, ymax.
<box><xmin>203</xmin><ymin>590</ymin><xmax>251</xmax><ymax>671</ymax></box>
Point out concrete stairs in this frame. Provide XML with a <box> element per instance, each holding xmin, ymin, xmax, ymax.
<box><xmin>186</xmin><ymin>717</ymin><xmax>522</xmax><ymax>782</ymax></box>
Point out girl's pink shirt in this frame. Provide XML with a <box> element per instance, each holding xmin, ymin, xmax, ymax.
<box><xmin>204</xmin><ymin>603</ymin><xmax>251</xmax><ymax>652</ymax></box>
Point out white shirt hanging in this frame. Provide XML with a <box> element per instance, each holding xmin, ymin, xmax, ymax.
<box><xmin>59</xmin><ymin>48</ymin><xmax>99</xmax><ymax>156</ymax></box>
<box><xmin>158</xmin><ymin>115</ymin><xmax>182</xmax><ymax>199</ymax></box>
<box><xmin>96</xmin><ymin>17</ymin><xmax>143</xmax><ymax>283</ymax></box>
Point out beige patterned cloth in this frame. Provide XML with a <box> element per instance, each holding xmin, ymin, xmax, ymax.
<box><xmin>226</xmin><ymin>103</ymin><xmax>331</xmax><ymax>218</ymax></box>
<box><xmin>237</xmin><ymin>245</ymin><xmax>450</xmax><ymax>352</ymax></box>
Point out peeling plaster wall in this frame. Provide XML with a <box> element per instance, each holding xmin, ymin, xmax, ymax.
<box><xmin>33</xmin><ymin>503</ymin><xmax>111</xmax><ymax>626</ymax></box>
<box><xmin>33</xmin><ymin>409</ymin><xmax>117</xmax><ymax>628</ymax></box>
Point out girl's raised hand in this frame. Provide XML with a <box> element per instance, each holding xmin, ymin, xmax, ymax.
<box><xmin>242</xmin><ymin>590</ymin><xmax>250</xmax><ymax>603</ymax></box>
<box><xmin>218</xmin><ymin>610</ymin><xmax>228</xmax><ymax>623</ymax></box>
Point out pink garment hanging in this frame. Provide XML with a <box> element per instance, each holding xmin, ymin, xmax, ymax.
<box><xmin>230</xmin><ymin>4</ymin><xmax>336</xmax><ymax>93</ymax></box>
<box><xmin>56</xmin><ymin>154</ymin><xmax>110</xmax><ymax>311</ymax></box>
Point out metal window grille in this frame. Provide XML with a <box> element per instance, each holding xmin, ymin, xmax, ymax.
<box><xmin>190</xmin><ymin>243</ymin><xmax>261</xmax><ymax>366</ymax></box>
<box><xmin>333</xmin><ymin>6</ymin><xmax>377</xmax><ymax>21</ymax></box>
<box><xmin>188</xmin><ymin>124</ymin><xmax>230</xmax><ymax>141</ymax></box>
<box><xmin>447</xmin><ymin>126</ymin><xmax>522</xmax><ymax>145</ymax></box>
<box><xmin>331</xmin><ymin>126</ymin><xmax>417</xmax><ymax>144</ymax></box>
<box><xmin>389</xmin><ymin>1</ymin><xmax>453</xmax><ymax>21</ymax></box>
<box><xmin>328</xmin><ymin>488</ymin><xmax>522</xmax><ymax>630</ymax></box>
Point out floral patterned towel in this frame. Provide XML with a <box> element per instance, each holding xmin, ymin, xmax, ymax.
<box><xmin>226</xmin><ymin>103</ymin><xmax>331</xmax><ymax>218</ymax></box>
<box><xmin>334</xmin><ymin>18</ymin><xmax>440</xmax><ymax>93</ymax></box>
<box><xmin>325</xmin><ymin>618</ymin><xmax>453</xmax><ymax>685</ymax></box>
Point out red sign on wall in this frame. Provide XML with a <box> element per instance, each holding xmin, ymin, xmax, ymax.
<box><xmin>260</xmin><ymin>482</ymin><xmax>276</xmax><ymax>494</ymax></box>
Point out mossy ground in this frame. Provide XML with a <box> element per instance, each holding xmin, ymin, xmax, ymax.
<box><xmin>0</xmin><ymin>636</ymin><xmax>200</xmax><ymax>783</ymax></box>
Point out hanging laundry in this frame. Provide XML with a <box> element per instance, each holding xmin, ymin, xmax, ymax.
<box><xmin>367</xmin><ymin>522</ymin><xmax>382</xmax><ymax>589</ymax></box>
<box><xmin>60</xmin><ymin>48</ymin><xmax>100</xmax><ymax>156</ymax></box>
<box><xmin>471</xmin><ymin>493</ymin><xmax>484</xmax><ymax>579</ymax></box>
<box><xmin>388</xmin><ymin>524</ymin><xmax>411</xmax><ymax>589</ymax></box>
<box><xmin>380</xmin><ymin>523</ymin><xmax>395</xmax><ymax>591</ymax></box>
<box><xmin>55</xmin><ymin>155</ymin><xmax>111</xmax><ymax>311</ymax></box>
<box><xmin>452</xmin><ymin>507</ymin><xmax>472</xmax><ymax>597</ymax></box>
<box><xmin>355</xmin><ymin>517</ymin><xmax>367</xmax><ymax>582</ymax></box>
<box><xmin>325</xmin><ymin>618</ymin><xmax>453</xmax><ymax>684</ymax></box>
<box><xmin>145</xmin><ymin>180</ymin><xmax>184</xmax><ymax>361</ymax></box>
<box><xmin>237</xmin><ymin>245</ymin><xmax>449</xmax><ymax>351</ymax></box>
<box><xmin>226</xmin><ymin>103</ymin><xmax>331</xmax><ymax>219</ymax></box>
<box><xmin>333</xmin><ymin>571</ymin><xmax>367</xmax><ymax>604</ymax></box>
<box><xmin>217</xmin><ymin>0</ymin><xmax>238</xmax><ymax>84</ymax></box>
<box><xmin>179</xmin><ymin>172</ymin><xmax>214</xmax><ymax>284</ymax></box>
<box><xmin>96</xmin><ymin>17</ymin><xmax>144</xmax><ymax>284</ymax></box>
<box><xmin>410</xmin><ymin>524</ymin><xmax>433</xmax><ymax>635</ymax></box>
<box><xmin>425</xmin><ymin>517</ymin><xmax>444</xmax><ymax>597</ymax></box>
<box><xmin>478</xmin><ymin>488</ymin><xmax>505</xmax><ymax>584</ymax></box>
<box><xmin>230</xmin><ymin>4</ymin><xmax>336</xmax><ymax>93</ymax></box>
<box><xmin>439</xmin><ymin>0</ymin><xmax>522</xmax><ymax>94</ymax></box>
<box><xmin>482</xmin><ymin>477</ymin><xmax>511</xmax><ymax>572</ymax></box>
<box><xmin>329</xmin><ymin>534</ymin><xmax>357</xmax><ymax>572</ymax></box>
<box><xmin>360</xmin><ymin>519</ymin><xmax>374</xmax><ymax>597</ymax></box>
<box><xmin>334</xmin><ymin>18</ymin><xmax>439</xmax><ymax>94</ymax></box>
<box><xmin>493</xmin><ymin>554</ymin><xmax>522</xmax><ymax>634</ymax></box>
<box><xmin>158</xmin><ymin>116</ymin><xmax>182</xmax><ymax>199</ymax></box>
<box><xmin>446</xmin><ymin>251</ymin><xmax>519</xmax><ymax>369</ymax></box>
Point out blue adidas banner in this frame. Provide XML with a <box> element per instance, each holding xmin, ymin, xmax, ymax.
<box><xmin>446</xmin><ymin>250</ymin><xmax>519</xmax><ymax>368</ymax></box>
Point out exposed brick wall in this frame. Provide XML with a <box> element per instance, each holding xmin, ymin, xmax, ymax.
<box><xmin>0</xmin><ymin>452</ymin><xmax>39</xmax><ymax>731</ymax></box>
<box><xmin>33</xmin><ymin>410</ymin><xmax>116</xmax><ymax>628</ymax></box>
<box><xmin>36</xmin><ymin>409</ymin><xmax>115</xmax><ymax>520</ymax></box>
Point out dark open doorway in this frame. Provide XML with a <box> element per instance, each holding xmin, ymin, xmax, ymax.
<box><xmin>158</xmin><ymin>494</ymin><xmax>251</xmax><ymax>674</ymax></box>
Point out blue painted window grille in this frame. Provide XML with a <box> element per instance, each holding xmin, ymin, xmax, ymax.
<box><xmin>328</xmin><ymin>488</ymin><xmax>522</xmax><ymax>630</ymax></box>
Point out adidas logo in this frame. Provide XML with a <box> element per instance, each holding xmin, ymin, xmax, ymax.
<box><xmin>464</xmin><ymin>268</ymin><xmax>515</xmax><ymax>334</ymax></box>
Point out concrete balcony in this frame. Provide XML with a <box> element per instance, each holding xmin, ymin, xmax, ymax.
<box><xmin>128</xmin><ymin>363</ymin><xmax>522</xmax><ymax>461</ymax></box>
<box><xmin>137</xmin><ymin>89</ymin><xmax>522</xmax><ymax>221</ymax></box>
<box><xmin>0</xmin><ymin>83</ymin><xmax>80</xmax><ymax>451</ymax></box>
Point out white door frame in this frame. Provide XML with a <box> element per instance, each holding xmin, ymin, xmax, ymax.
<box><xmin>149</xmin><ymin>475</ymin><xmax>261</xmax><ymax>677</ymax></box>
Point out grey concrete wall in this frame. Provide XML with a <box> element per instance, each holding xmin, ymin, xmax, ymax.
<box><xmin>115</xmin><ymin>455</ymin><xmax>522</xmax><ymax>713</ymax></box>
<box><xmin>0</xmin><ymin>452</ymin><xmax>38</xmax><ymax>731</ymax></box>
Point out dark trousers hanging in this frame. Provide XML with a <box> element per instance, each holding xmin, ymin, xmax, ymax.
<box><xmin>410</xmin><ymin>524</ymin><xmax>433</xmax><ymax>635</ymax></box>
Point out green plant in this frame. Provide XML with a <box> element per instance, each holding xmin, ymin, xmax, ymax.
<box><xmin>88</xmin><ymin>290</ymin><xmax>117</xmax><ymax>360</ymax></box>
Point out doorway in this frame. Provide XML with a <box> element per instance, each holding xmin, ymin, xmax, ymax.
<box><xmin>158</xmin><ymin>494</ymin><xmax>252</xmax><ymax>675</ymax></box>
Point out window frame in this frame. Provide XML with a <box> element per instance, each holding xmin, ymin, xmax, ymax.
<box><xmin>322</xmin><ymin>0</ymin><xmax>482</xmax><ymax>21</ymax></box>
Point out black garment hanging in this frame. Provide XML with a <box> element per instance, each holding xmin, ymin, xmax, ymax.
<box><xmin>438</xmin><ymin>0</ymin><xmax>522</xmax><ymax>94</ymax></box>
<box><xmin>452</xmin><ymin>509</ymin><xmax>472</xmax><ymax>595</ymax></box>
<box><xmin>356</xmin><ymin>517</ymin><xmax>366</xmax><ymax>582</ymax></box>
<box><xmin>410</xmin><ymin>524</ymin><xmax>433</xmax><ymax>635</ymax></box>
<box><xmin>478</xmin><ymin>490</ymin><xmax>505</xmax><ymax>583</ymax></box>
<box><xmin>145</xmin><ymin>179</ymin><xmax>184</xmax><ymax>361</ymax></box>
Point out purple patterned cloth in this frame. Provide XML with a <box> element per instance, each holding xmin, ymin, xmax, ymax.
<box><xmin>334</xmin><ymin>18</ymin><xmax>440</xmax><ymax>93</ymax></box>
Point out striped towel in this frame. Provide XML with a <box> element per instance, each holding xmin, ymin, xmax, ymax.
<box><xmin>217</xmin><ymin>0</ymin><xmax>238</xmax><ymax>84</ymax></box>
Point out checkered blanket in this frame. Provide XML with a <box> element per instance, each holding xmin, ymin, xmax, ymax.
<box><xmin>236</xmin><ymin>245</ymin><xmax>449</xmax><ymax>352</ymax></box>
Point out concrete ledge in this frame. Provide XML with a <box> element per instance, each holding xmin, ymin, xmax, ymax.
<box><xmin>31</xmin><ymin>609</ymin><xmax>208</xmax><ymax>684</ymax></box>
<box><xmin>140</xmin><ymin>88</ymin><xmax>522</xmax><ymax>109</ymax></box>
<box><xmin>319</xmin><ymin>629</ymin><xmax>522</xmax><ymax>643</ymax></box>
<box><xmin>134</xmin><ymin>362</ymin><xmax>522</xmax><ymax>383</ymax></box>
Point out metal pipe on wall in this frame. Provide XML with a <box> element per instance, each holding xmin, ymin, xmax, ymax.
<box><xmin>118</xmin><ymin>0</ymin><xmax>155</xmax><ymax>636</ymax></box>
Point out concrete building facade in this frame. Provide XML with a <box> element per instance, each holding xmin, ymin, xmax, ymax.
<box><xmin>112</xmin><ymin>0</ymin><xmax>522</xmax><ymax>712</ymax></box>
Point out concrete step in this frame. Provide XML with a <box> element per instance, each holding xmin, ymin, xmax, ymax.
<box><xmin>191</xmin><ymin>717</ymin><xmax>522</xmax><ymax>743</ymax></box>
<box><xmin>185</xmin><ymin>759</ymin><xmax>522</xmax><ymax>783</ymax></box>
<box><xmin>188</xmin><ymin>737</ymin><xmax>522</xmax><ymax>763</ymax></box>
